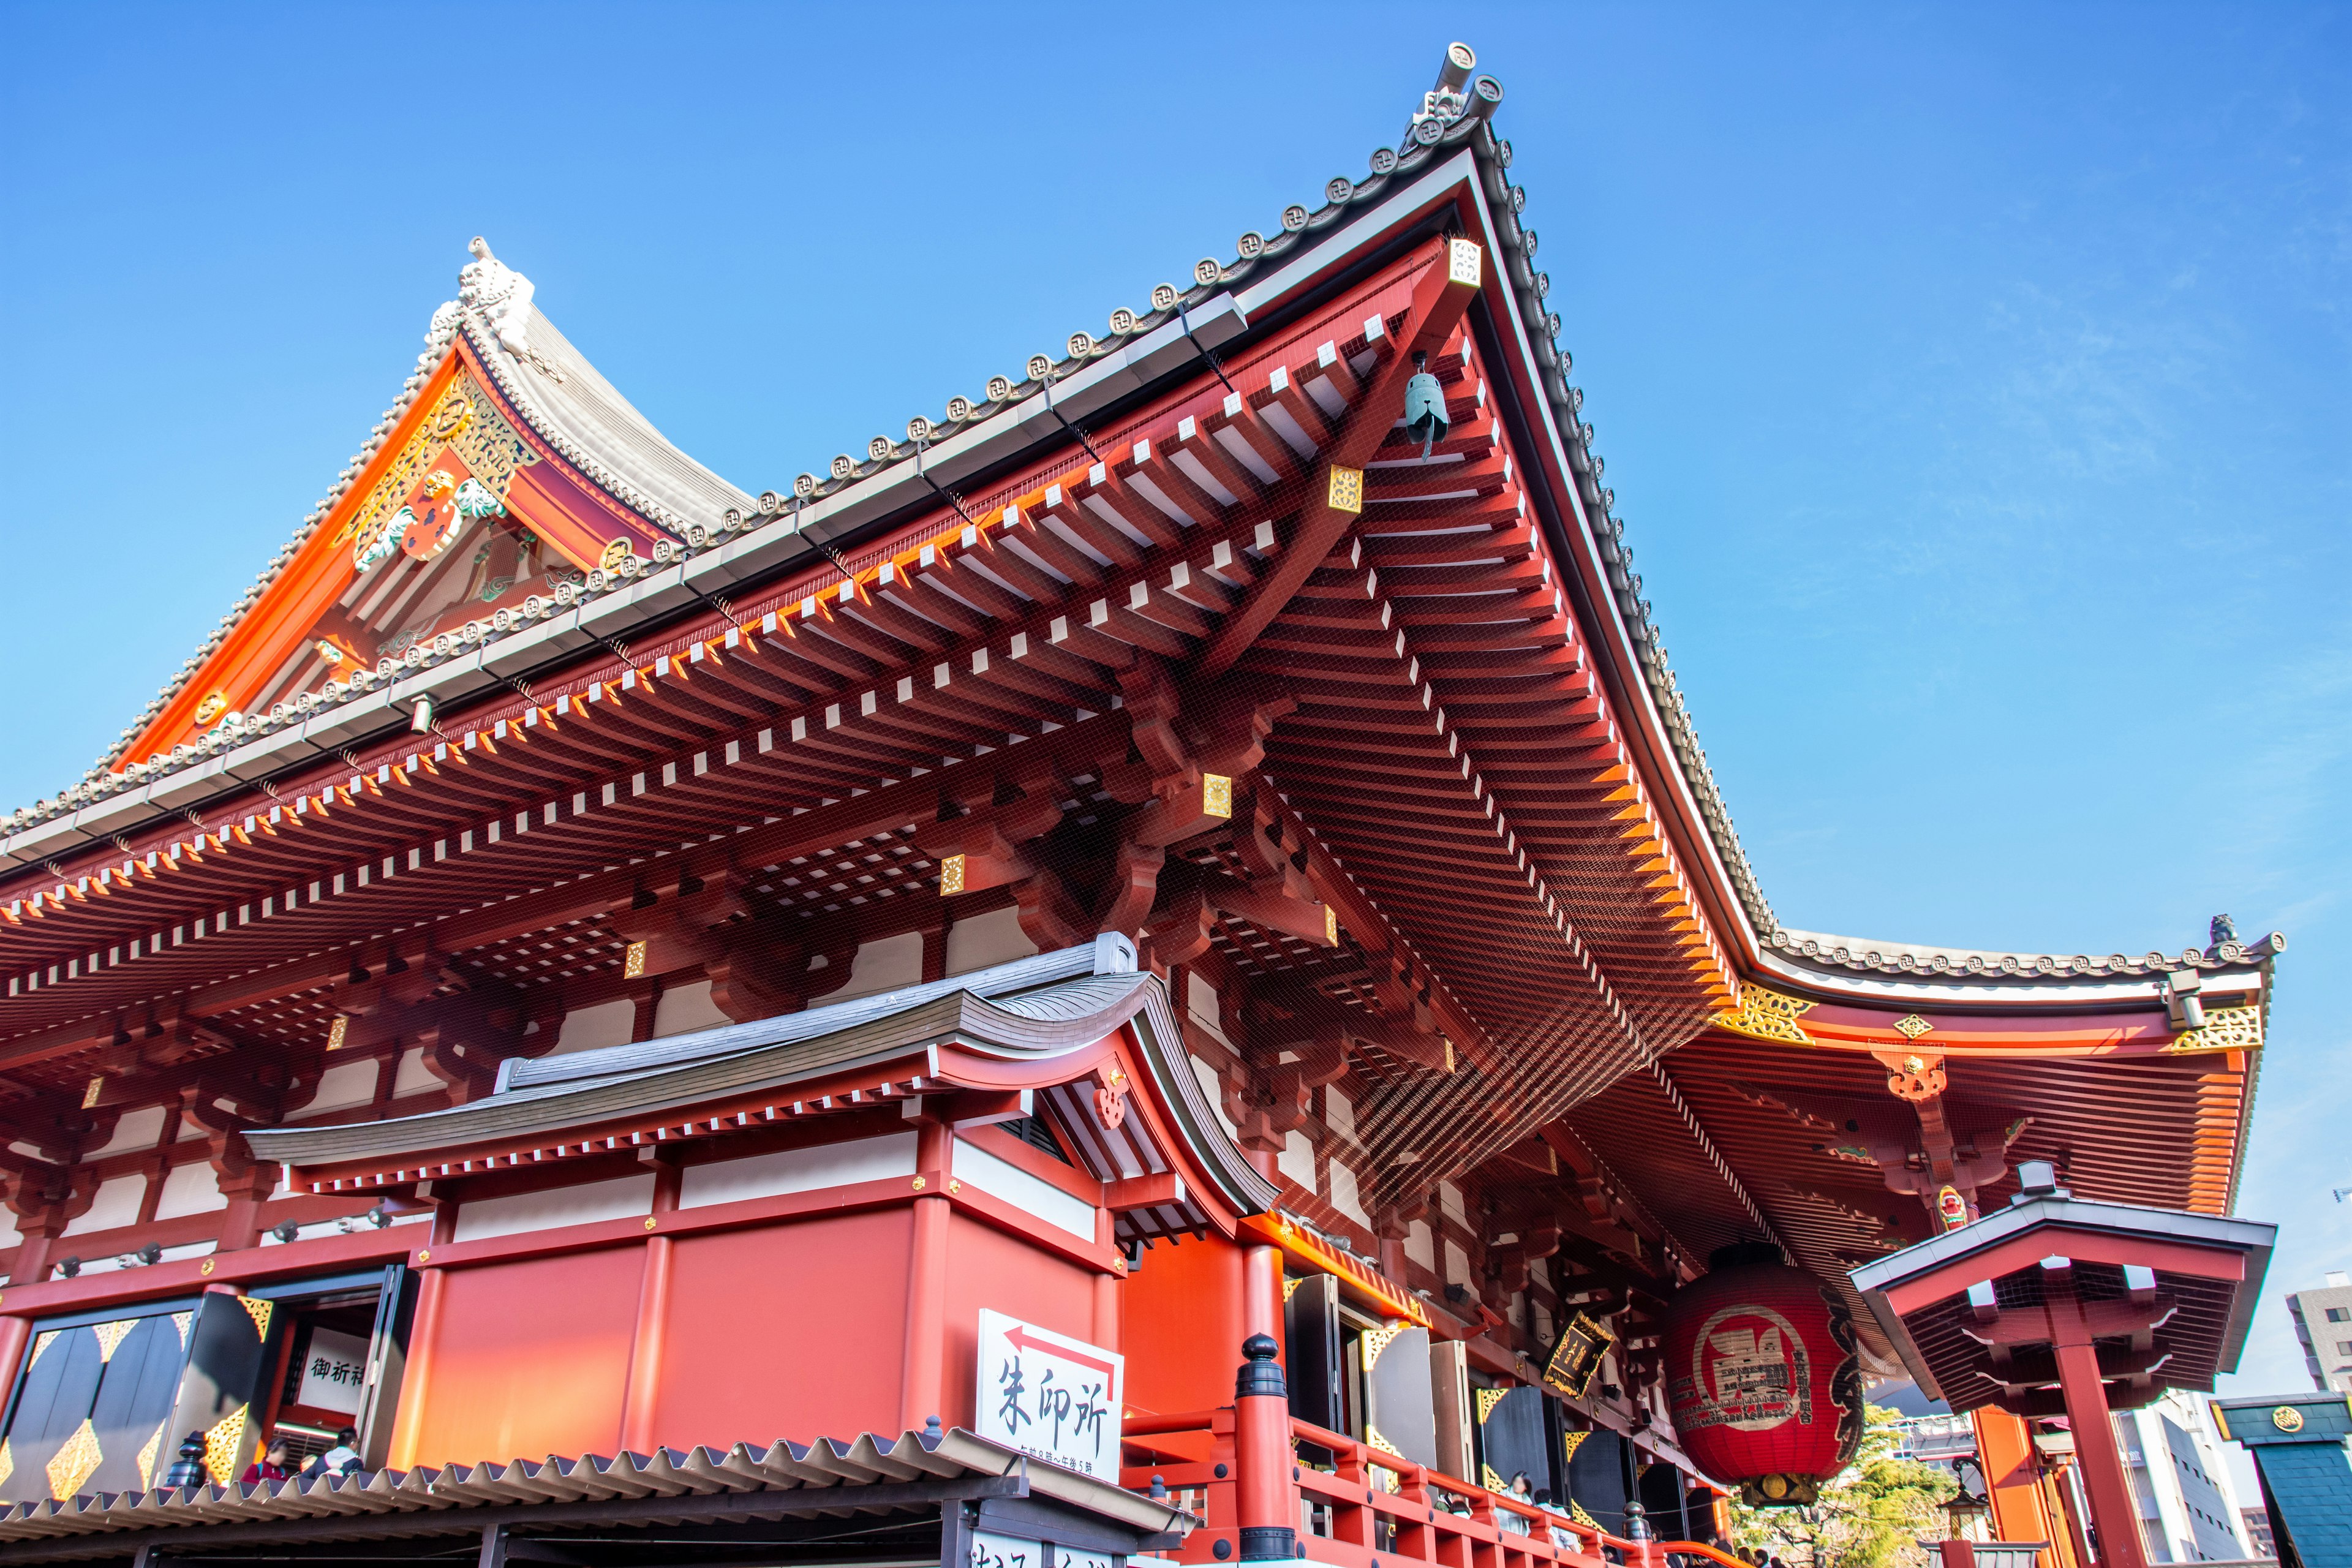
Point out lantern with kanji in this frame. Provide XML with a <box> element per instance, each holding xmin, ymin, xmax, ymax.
<box><xmin>1662</xmin><ymin>1243</ymin><xmax>1863</xmax><ymax>1507</ymax></box>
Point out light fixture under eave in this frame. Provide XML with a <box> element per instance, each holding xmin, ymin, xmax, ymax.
<box><xmin>409</xmin><ymin>696</ymin><xmax>435</xmax><ymax>734</ymax></box>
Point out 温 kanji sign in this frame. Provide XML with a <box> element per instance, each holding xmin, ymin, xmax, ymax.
<box><xmin>974</xmin><ymin>1308</ymin><xmax>1124</xmax><ymax>1481</ymax></box>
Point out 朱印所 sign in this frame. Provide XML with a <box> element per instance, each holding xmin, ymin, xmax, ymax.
<box><xmin>974</xmin><ymin>1308</ymin><xmax>1125</xmax><ymax>1482</ymax></box>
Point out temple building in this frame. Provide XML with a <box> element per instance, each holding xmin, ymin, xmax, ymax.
<box><xmin>0</xmin><ymin>42</ymin><xmax>2286</xmax><ymax>1568</ymax></box>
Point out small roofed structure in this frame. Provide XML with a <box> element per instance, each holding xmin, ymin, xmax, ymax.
<box><xmin>246</xmin><ymin>938</ymin><xmax>1277</xmax><ymax>1469</ymax></box>
<box><xmin>0</xmin><ymin>1424</ymin><xmax>1193</xmax><ymax>1568</ymax></box>
<box><xmin>1849</xmin><ymin>1163</ymin><xmax>2275</xmax><ymax>1568</ymax></box>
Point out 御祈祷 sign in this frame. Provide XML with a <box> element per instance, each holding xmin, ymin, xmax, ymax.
<box><xmin>969</xmin><ymin>1530</ymin><xmax>1117</xmax><ymax>1568</ymax></box>
<box><xmin>298</xmin><ymin>1327</ymin><xmax>371</xmax><ymax>1414</ymax></box>
<box><xmin>974</xmin><ymin>1309</ymin><xmax>1124</xmax><ymax>1482</ymax></box>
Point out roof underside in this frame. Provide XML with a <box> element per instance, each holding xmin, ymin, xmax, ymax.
<box><xmin>0</xmin><ymin>52</ymin><xmax>2274</xmax><ymax>1294</ymax></box>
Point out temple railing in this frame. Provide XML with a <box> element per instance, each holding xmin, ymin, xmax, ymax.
<box><xmin>1120</xmin><ymin>1411</ymin><xmax>1686</xmax><ymax>1568</ymax></box>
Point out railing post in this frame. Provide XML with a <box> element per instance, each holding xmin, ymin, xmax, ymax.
<box><xmin>1234</xmin><ymin>1334</ymin><xmax>1298</xmax><ymax>1562</ymax></box>
<box><xmin>1621</xmin><ymin>1500</ymin><xmax>1664</xmax><ymax>1568</ymax></box>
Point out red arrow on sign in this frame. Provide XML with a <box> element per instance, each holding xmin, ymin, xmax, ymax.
<box><xmin>1003</xmin><ymin>1324</ymin><xmax>1119</xmax><ymax>1381</ymax></box>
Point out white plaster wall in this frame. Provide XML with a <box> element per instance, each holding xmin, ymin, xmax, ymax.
<box><xmin>1278</xmin><ymin>1129</ymin><xmax>1317</xmax><ymax>1190</ymax></box>
<box><xmin>954</xmin><ymin>1138</ymin><xmax>1095</xmax><ymax>1240</ymax></box>
<box><xmin>832</xmin><ymin>932</ymin><xmax>926</xmax><ymax>1001</ymax></box>
<box><xmin>288</xmin><ymin>1058</ymin><xmax>379</xmax><ymax>1120</ymax></box>
<box><xmin>1324</xmin><ymin>1086</ymin><xmax>1355</xmax><ymax>1140</ymax></box>
<box><xmin>452</xmin><ymin>1173</ymin><xmax>655</xmax><ymax>1244</ymax></box>
<box><xmin>85</xmin><ymin>1106</ymin><xmax>167</xmax><ymax>1159</ymax></box>
<box><xmin>654</xmin><ymin>978</ymin><xmax>731</xmax><ymax>1038</ymax></box>
<box><xmin>1406</xmin><ymin>1218</ymin><xmax>1436</xmax><ymax>1270</ymax></box>
<box><xmin>392</xmin><ymin>1047</ymin><xmax>440</xmax><ymax>1098</ymax></box>
<box><xmin>154</xmin><ymin>1160</ymin><xmax>228</xmax><ymax>1219</ymax></box>
<box><xmin>555</xmin><ymin>998</ymin><xmax>636</xmax><ymax>1055</ymax></box>
<box><xmin>679</xmin><ymin>1133</ymin><xmax>917</xmax><ymax>1209</ymax></box>
<box><xmin>1327</xmin><ymin>1161</ymin><xmax>1370</xmax><ymax>1227</ymax></box>
<box><xmin>946</xmin><ymin>907</ymin><xmax>1035</xmax><ymax>974</ymax></box>
<box><xmin>64</xmin><ymin>1173</ymin><xmax>147</xmax><ymax>1235</ymax></box>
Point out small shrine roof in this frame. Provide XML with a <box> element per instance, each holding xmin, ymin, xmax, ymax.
<box><xmin>247</xmin><ymin>936</ymin><xmax>1280</xmax><ymax>1232</ymax></box>
<box><xmin>1848</xmin><ymin>1191</ymin><xmax>2277</xmax><ymax>1411</ymax></box>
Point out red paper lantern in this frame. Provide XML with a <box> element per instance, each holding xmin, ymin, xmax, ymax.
<box><xmin>1662</xmin><ymin>1243</ymin><xmax>1863</xmax><ymax>1507</ymax></box>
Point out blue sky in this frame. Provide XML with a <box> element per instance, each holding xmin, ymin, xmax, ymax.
<box><xmin>4</xmin><ymin>0</ymin><xmax>2347</xmax><ymax>1447</ymax></box>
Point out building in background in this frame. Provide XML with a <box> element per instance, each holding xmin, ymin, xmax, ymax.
<box><xmin>2239</xmin><ymin>1507</ymin><xmax>2274</xmax><ymax>1558</ymax></box>
<box><xmin>2283</xmin><ymin>1270</ymin><xmax>2352</xmax><ymax>1392</ymax></box>
<box><xmin>2114</xmin><ymin>1391</ymin><xmax>2252</xmax><ymax>1562</ymax></box>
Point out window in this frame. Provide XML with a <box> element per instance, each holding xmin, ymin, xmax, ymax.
<box><xmin>2339</xmin><ymin>1340</ymin><xmax>2352</xmax><ymax>1355</ymax></box>
<box><xmin>2324</xmin><ymin>1306</ymin><xmax>2350</xmax><ymax>1322</ymax></box>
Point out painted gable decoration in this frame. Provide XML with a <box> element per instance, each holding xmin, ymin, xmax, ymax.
<box><xmin>91</xmin><ymin>239</ymin><xmax>753</xmax><ymax>777</ymax></box>
<box><xmin>340</xmin><ymin>371</ymin><xmax>525</xmax><ymax>575</ymax></box>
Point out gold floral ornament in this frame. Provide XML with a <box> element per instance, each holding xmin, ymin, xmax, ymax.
<box><xmin>202</xmin><ymin>1404</ymin><xmax>249</xmax><ymax>1485</ymax></box>
<box><xmin>136</xmin><ymin>1421</ymin><xmax>168</xmax><ymax>1489</ymax></box>
<box><xmin>599</xmin><ymin>538</ymin><xmax>633</xmax><ymax>571</ymax></box>
<box><xmin>1326</xmin><ymin>464</ymin><xmax>1365</xmax><ymax>515</ymax></box>
<box><xmin>45</xmin><ymin>1419</ymin><xmax>102</xmax><ymax>1499</ymax></box>
<box><xmin>0</xmin><ymin>1437</ymin><xmax>13</xmax><ymax>1490</ymax></box>
<box><xmin>1360</xmin><ymin>1324</ymin><xmax>1404</xmax><ymax>1370</ymax></box>
<box><xmin>2165</xmin><ymin>1003</ymin><xmax>2263</xmax><ymax>1054</ymax></box>
<box><xmin>420</xmin><ymin>468</ymin><xmax>458</xmax><ymax>499</ymax></box>
<box><xmin>1710</xmin><ymin>984</ymin><xmax>1817</xmax><ymax>1046</ymax></box>
<box><xmin>1474</xmin><ymin>1387</ymin><xmax>1509</xmax><ymax>1425</ymax></box>
<box><xmin>238</xmin><ymin>1296</ymin><xmax>274</xmax><ymax>1339</ymax></box>
<box><xmin>92</xmin><ymin>1317</ymin><xmax>137</xmax><ymax>1362</ymax></box>
<box><xmin>192</xmin><ymin>691</ymin><xmax>229</xmax><ymax>725</ymax></box>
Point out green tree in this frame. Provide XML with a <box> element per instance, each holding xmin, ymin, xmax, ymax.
<box><xmin>1728</xmin><ymin>1405</ymin><xmax>1958</xmax><ymax>1568</ymax></box>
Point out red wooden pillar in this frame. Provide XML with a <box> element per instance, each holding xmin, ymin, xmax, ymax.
<box><xmin>386</xmin><ymin>1205</ymin><xmax>457</xmax><ymax>1471</ymax></box>
<box><xmin>1233</xmin><ymin>1333</ymin><xmax>1297</xmax><ymax>1562</ymax></box>
<box><xmin>1242</xmin><ymin>1243</ymin><xmax>1281</xmax><ymax>1346</ymax></box>
<box><xmin>2043</xmin><ymin>1268</ymin><xmax>2146</xmax><ymax>1568</ymax></box>
<box><xmin>900</xmin><ymin>1115</ymin><xmax>952</xmax><ymax>1434</ymax></box>
<box><xmin>0</xmin><ymin>1314</ymin><xmax>29</xmax><ymax>1414</ymax></box>
<box><xmin>619</xmin><ymin>1157</ymin><xmax>682</xmax><ymax>1453</ymax></box>
<box><xmin>1972</xmin><ymin>1408</ymin><xmax>2071</xmax><ymax>1568</ymax></box>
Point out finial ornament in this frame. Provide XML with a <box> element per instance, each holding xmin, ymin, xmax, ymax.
<box><xmin>456</xmin><ymin>236</ymin><xmax>535</xmax><ymax>357</ymax></box>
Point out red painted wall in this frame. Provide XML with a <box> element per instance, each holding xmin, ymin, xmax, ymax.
<box><xmin>1121</xmin><ymin>1232</ymin><xmax>1249</xmax><ymax>1417</ymax></box>
<box><xmin>939</xmin><ymin>1213</ymin><xmax>1101</xmax><ymax>1431</ymax></box>
<box><xmin>411</xmin><ymin>1246</ymin><xmax>642</xmax><ymax>1465</ymax></box>
<box><xmin>649</xmin><ymin>1210</ymin><xmax>913</xmax><ymax>1450</ymax></box>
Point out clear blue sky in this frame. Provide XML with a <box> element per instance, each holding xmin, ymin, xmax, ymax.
<box><xmin>4</xmin><ymin>0</ymin><xmax>2346</xmax><ymax>1430</ymax></box>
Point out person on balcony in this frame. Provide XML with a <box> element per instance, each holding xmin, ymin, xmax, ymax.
<box><xmin>304</xmin><ymin>1427</ymin><xmax>361</xmax><ymax>1478</ymax></box>
<box><xmin>240</xmin><ymin>1438</ymin><xmax>292</xmax><ymax>1485</ymax></box>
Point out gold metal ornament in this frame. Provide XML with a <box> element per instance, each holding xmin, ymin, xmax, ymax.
<box><xmin>1711</xmin><ymin>985</ymin><xmax>1817</xmax><ymax>1046</ymax></box>
<box><xmin>1326</xmin><ymin>465</ymin><xmax>1365</xmax><ymax>514</ymax></box>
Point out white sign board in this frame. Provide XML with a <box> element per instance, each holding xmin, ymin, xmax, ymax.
<box><xmin>296</xmin><ymin>1327</ymin><xmax>370</xmax><ymax>1415</ymax></box>
<box><xmin>974</xmin><ymin>1308</ymin><xmax>1124</xmax><ymax>1482</ymax></box>
<box><xmin>968</xmin><ymin>1531</ymin><xmax>1117</xmax><ymax>1568</ymax></box>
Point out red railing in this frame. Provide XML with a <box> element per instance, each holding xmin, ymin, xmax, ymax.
<box><xmin>1121</xmin><ymin>1412</ymin><xmax>1682</xmax><ymax>1568</ymax></box>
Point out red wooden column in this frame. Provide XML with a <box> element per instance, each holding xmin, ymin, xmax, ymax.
<box><xmin>0</xmin><ymin>1314</ymin><xmax>29</xmax><ymax>1417</ymax></box>
<box><xmin>619</xmin><ymin>1156</ymin><xmax>684</xmax><ymax>1453</ymax></box>
<box><xmin>1971</xmin><ymin>1408</ymin><xmax>2075</xmax><ymax>1568</ymax></box>
<box><xmin>386</xmin><ymin>1204</ymin><xmax>458</xmax><ymax>1470</ymax></box>
<box><xmin>2041</xmin><ymin>1265</ymin><xmax>2147</xmax><ymax>1568</ymax></box>
<box><xmin>1242</xmin><ymin>1243</ymin><xmax>1281</xmax><ymax>1346</ymax></box>
<box><xmin>899</xmin><ymin>1114</ymin><xmax>953</xmax><ymax>1434</ymax></box>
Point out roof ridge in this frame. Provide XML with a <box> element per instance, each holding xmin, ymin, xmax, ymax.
<box><xmin>1769</xmin><ymin>924</ymin><xmax>2286</xmax><ymax>980</ymax></box>
<box><xmin>9</xmin><ymin>42</ymin><xmax>1781</xmax><ymax>976</ymax></box>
